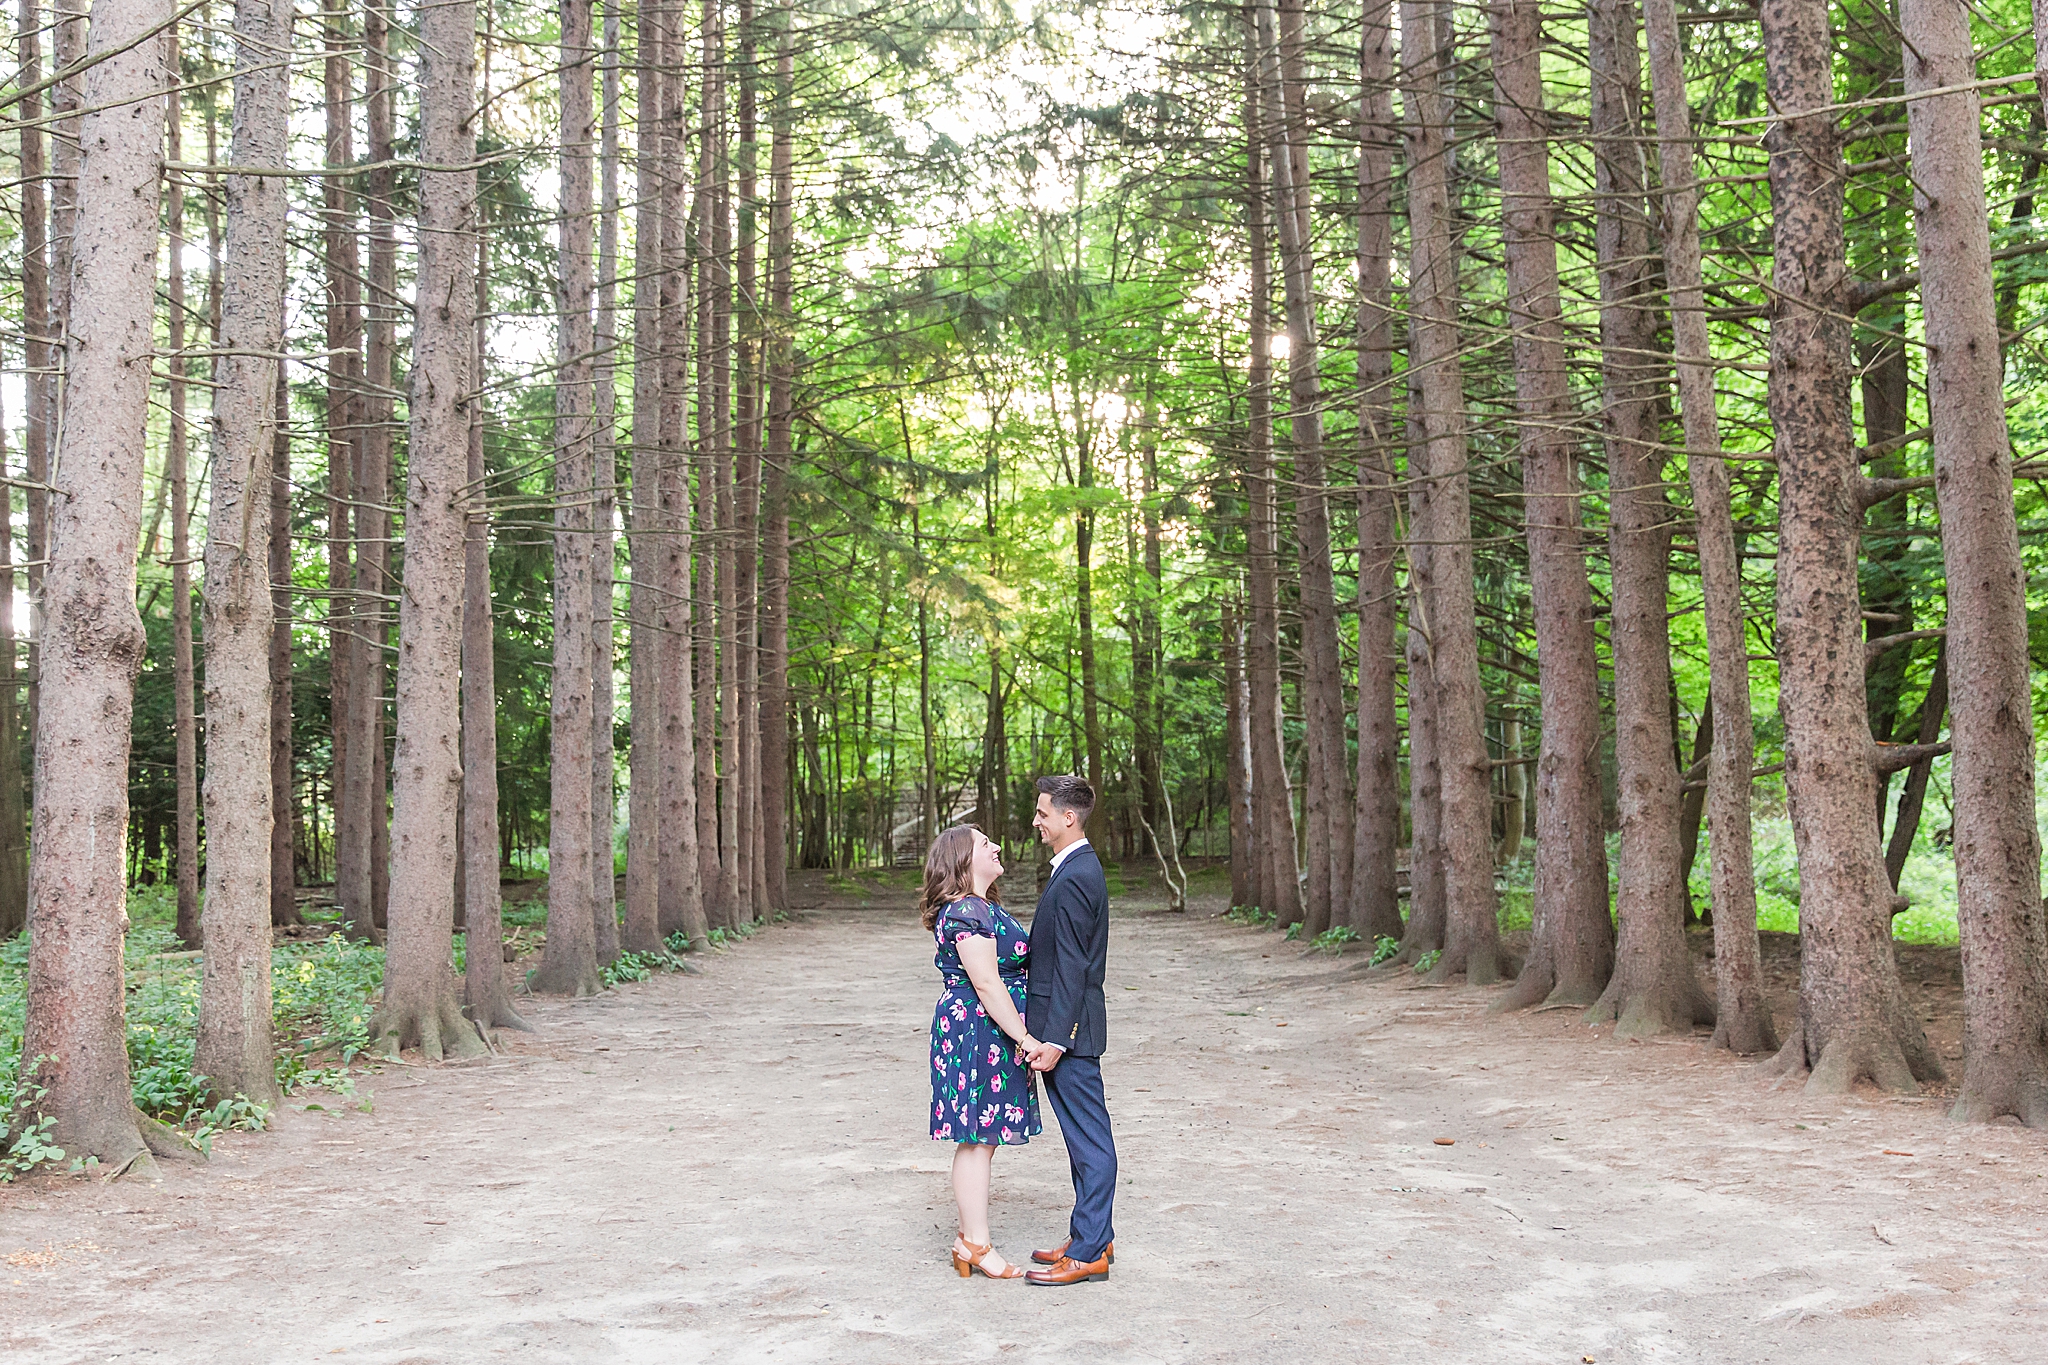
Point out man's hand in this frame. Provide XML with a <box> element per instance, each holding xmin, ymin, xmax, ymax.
<box><xmin>1027</xmin><ymin>1041</ymin><xmax>1064</xmax><ymax>1073</ymax></box>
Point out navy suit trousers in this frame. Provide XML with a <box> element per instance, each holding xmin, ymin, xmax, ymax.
<box><xmin>1042</xmin><ymin>1055</ymin><xmax>1116</xmax><ymax>1263</ymax></box>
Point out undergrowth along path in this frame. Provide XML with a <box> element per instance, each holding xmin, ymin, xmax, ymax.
<box><xmin>3</xmin><ymin>879</ymin><xmax>2045</xmax><ymax>1364</ymax></box>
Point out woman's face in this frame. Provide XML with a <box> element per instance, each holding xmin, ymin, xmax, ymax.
<box><xmin>972</xmin><ymin>830</ymin><xmax>1004</xmax><ymax>889</ymax></box>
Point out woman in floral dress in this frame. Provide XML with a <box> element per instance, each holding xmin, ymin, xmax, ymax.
<box><xmin>925</xmin><ymin>824</ymin><xmax>1043</xmax><ymax>1279</ymax></box>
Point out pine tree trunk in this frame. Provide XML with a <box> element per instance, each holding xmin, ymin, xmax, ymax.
<box><xmin>194</xmin><ymin>0</ymin><xmax>292</xmax><ymax>1104</ymax></box>
<box><xmin>1760</xmin><ymin>0</ymin><xmax>1940</xmax><ymax>1093</ymax></box>
<box><xmin>372</xmin><ymin>0</ymin><xmax>489</xmax><ymax>1056</ymax></box>
<box><xmin>12</xmin><ymin>0</ymin><xmax>48</xmax><ymax>928</ymax></box>
<box><xmin>1258</xmin><ymin>0</ymin><xmax>1349</xmax><ymax>936</ymax></box>
<box><xmin>532</xmin><ymin>0</ymin><xmax>602</xmax><ymax>996</ymax></box>
<box><xmin>623</xmin><ymin>3</ymin><xmax>666</xmax><ymax>955</ymax></box>
<box><xmin>734</xmin><ymin>0</ymin><xmax>763</xmax><ymax>922</ymax></box>
<box><xmin>322</xmin><ymin>0</ymin><xmax>363</xmax><ymax>927</ymax></box>
<box><xmin>1900</xmin><ymin>0</ymin><xmax>2048</xmax><ymax>1125</ymax></box>
<box><xmin>20</xmin><ymin>0</ymin><xmax>169</xmax><ymax>1169</ymax></box>
<box><xmin>589</xmin><ymin>0</ymin><xmax>622</xmax><ymax>966</ymax></box>
<box><xmin>464</xmin><ymin>226</ymin><xmax>529</xmax><ymax>1029</ymax></box>
<box><xmin>1487</xmin><ymin>0</ymin><xmax>1613</xmax><ymax>1010</ymax></box>
<box><xmin>1643</xmin><ymin>0</ymin><xmax>1775</xmax><ymax>1052</ymax></box>
<box><xmin>1584</xmin><ymin>0</ymin><xmax>1711</xmax><ymax>1036</ymax></box>
<box><xmin>659</xmin><ymin>1</ymin><xmax>708</xmax><ymax>945</ymax></box>
<box><xmin>1242</xmin><ymin>13</ymin><xmax>1299</xmax><ymax>925</ymax></box>
<box><xmin>692</xmin><ymin>10</ymin><xmax>726</xmax><ymax>929</ymax></box>
<box><xmin>1349</xmin><ymin>0</ymin><xmax>1402</xmax><ymax>944</ymax></box>
<box><xmin>0</xmin><ymin>382</ymin><xmax>18</xmax><ymax>937</ymax></box>
<box><xmin>1223</xmin><ymin>608</ymin><xmax>1254</xmax><ymax>909</ymax></box>
<box><xmin>1403</xmin><ymin>0</ymin><xmax>1499</xmax><ymax>985</ymax></box>
<box><xmin>166</xmin><ymin>60</ymin><xmax>202</xmax><ymax>950</ymax></box>
<box><xmin>759</xmin><ymin>11</ymin><xmax>794</xmax><ymax>916</ymax></box>
<box><xmin>1398</xmin><ymin>368</ymin><xmax>1447</xmax><ymax>961</ymax></box>
<box><xmin>270</xmin><ymin>370</ymin><xmax>297</xmax><ymax>925</ymax></box>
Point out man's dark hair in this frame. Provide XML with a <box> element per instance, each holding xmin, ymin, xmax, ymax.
<box><xmin>1035</xmin><ymin>774</ymin><xmax>1096</xmax><ymax>823</ymax></box>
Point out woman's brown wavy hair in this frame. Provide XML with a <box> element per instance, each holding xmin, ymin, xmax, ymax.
<box><xmin>919</xmin><ymin>824</ymin><xmax>1000</xmax><ymax>931</ymax></box>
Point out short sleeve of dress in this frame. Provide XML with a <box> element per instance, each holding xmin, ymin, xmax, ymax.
<box><xmin>935</xmin><ymin>896</ymin><xmax>995</xmax><ymax>946</ymax></box>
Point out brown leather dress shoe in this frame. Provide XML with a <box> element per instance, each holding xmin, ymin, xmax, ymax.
<box><xmin>1025</xmin><ymin>1252</ymin><xmax>1110</xmax><ymax>1286</ymax></box>
<box><xmin>1031</xmin><ymin>1238</ymin><xmax>1114</xmax><ymax>1265</ymax></box>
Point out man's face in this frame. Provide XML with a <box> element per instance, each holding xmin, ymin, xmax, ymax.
<box><xmin>1033</xmin><ymin>794</ymin><xmax>1067</xmax><ymax>846</ymax></box>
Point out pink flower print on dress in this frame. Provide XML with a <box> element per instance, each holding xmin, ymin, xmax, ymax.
<box><xmin>939</xmin><ymin>1016</ymin><xmax>951</xmax><ymax>1033</ymax></box>
<box><xmin>986</xmin><ymin>1043</ymin><xmax>1001</xmax><ymax>1067</ymax></box>
<box><xmin>1000</xmin><ymin>1128</ymin><xmax>1015</xmax><ymax>1143</ymax></box>
<box><xmin>991</xmin><ymin>1070</ymin><xmax>1005</xmax><ymax>1093</ymax></box>
<box><xmin>1014</xmin><ymin>942</ymin><xmax>1027</xmax><ymax>955</ymax></box>
<box><xmin>980</xmin><ymin>1103</ymin><xmax>1000</xmax><ymax>1129</ymax></box>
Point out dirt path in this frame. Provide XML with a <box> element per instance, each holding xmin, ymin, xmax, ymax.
<box><xmin>6</xmin><ymin>877</ymin><xmax>2047</xmax><ymax>1364</ymax></box>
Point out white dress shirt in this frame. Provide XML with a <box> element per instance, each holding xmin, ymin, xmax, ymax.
<box><xmin>1049</xmin><ymin>836</ymin><xmax>1092</xmax><ymax>875</ymax></box>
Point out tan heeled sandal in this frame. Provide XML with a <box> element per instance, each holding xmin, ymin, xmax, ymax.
<box><xmin>951</xmin><ymin>1238</ymin><xmax>1025</xmax><ymax>1279</ymax></box>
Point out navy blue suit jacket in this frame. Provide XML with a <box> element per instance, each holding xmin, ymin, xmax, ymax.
<box><xmin>1026</xmin><ymin>843</ymin><xmax>1110</xmax><ymax>1058</ymax></box>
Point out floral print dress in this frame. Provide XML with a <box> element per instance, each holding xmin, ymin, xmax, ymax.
<box><xmin>929</xmin><ymin>895</ymin><xmax>1042</xmax><ymax>1145</ymax></box>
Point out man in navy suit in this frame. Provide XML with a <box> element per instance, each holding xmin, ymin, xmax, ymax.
<box><xmin>1022</xmin><ymin>775</ymin><xmax>1116</xmax><ymax>1286</ymax></box>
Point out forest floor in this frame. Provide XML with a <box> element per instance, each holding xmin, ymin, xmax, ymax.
<box><xmin>4</xmin><ymin>864</ymin><xmax>2045</xmax><ymax>1365</ymax></box>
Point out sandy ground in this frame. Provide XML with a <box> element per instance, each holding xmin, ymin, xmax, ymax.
<box><xmin>5</xmin><ymin>868</ymin><xmax>2047</xmax><ymax>1365</ymax></box>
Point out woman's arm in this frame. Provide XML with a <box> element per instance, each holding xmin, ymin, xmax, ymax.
<box><xmin>957</xmin><ymin>935</ymin><xmax>1037</xmax><ymax>1049</ymax></box>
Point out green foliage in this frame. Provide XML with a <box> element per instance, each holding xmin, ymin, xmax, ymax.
<box><xmin>1223</xmin><ymin>905</ymin><xmax>1275</xmax><ymax>928</ymax></box>
<box><xmin>1309</xmin><ymin>925</ymin><xmax>1361</xmax><ymax>953</ymax></box>
<box><xmin>1</xmin><ymin>1070</ymin><xmax>66</xmax><ymax>1181</ymax></box>
<box><xmin>1368</xmin><ymin>936</ymin><xmax>1401</xmax><ymax>967</ymax></box>
<box><xmin>1415</xmin><ymin>949</ymin><xmax>1442</xmax><ymax>975</ymax></box>
<box><xmin>603</xmin><ymin>948</ymin><xmax>689</xmax><ymax>984</ymax></box>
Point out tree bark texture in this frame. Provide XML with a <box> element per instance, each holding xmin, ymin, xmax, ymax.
<box><xmin>1584</xmin><ymin>0</ymin><xmax>1712</xmax><ymax>1037</ymax></box>
<box><xmin>270</xmin><ymin>372</ymin><xmax>297</xmax><ymax>925</ymax></box>
<box><xmin>166</xmin><ymin>58</ymin><xmax>201</xmax><ymax>950</ymax></box>
<box><xmin>533</xmin><ymin>0</ymin><xmax>602</xmax><ymax>997</ymax></box>
<box><xmin>1349</xmin><ymin>0</ymin><xmax>1402</xmax><ymax>944</ymax></box>
<box><xmin>1242</xmin><ymin>15</ymin><xmax>1300</xmax><ymax>925</ymax></box>
<box><xmin>1642</xmin><ymin>0</ymin><xmax>1776</xmax><ymax>1052</ymax></box>
<box><xmin>623</xmin><ymin>6</ymin><xmax>666</xmax><ymax>955</ymax></box>
<box><xmin>1900</xmin><ymin>0</ymin><xmax>2048</xmax><ymax>1126</ymax></box>
<box><xmin>1403</xmin><ymin>0</ymin><xmax>1500</xmax><ymax>985</ymax></box>
<box><xmin>194</xmin><ymin>0</ymin><xmax>292</xmax><ymax>1106</ymax></box>
<box><xmin>373</xmin><ymin>0</ymin><xmax>490</xmax><ymax>1059</ymax></box>
<box><xmin>759</xmin><ymin>16</ymin><xmax>794</xmax><ymax>915</ymax></box>
<box><xmin>589</xmin><ymin>0</ymin><xmax>622</xmax><ymax>967</ymax></box>
<box><xmin>463</xmin><ymin>230</ymin><xmax>528</xmax><ymax>1030</ymax></box>
<box><xmin>1487</xmin><ymin>0</ymin><xmax>1613</xmax><ymax>1011</ymax></box>
<box><xmin>1761</xmin><ymin>0</ymin><xmax>1941</xmax><ymax>1094</ymax></box>
<box><xmin>20</xmin><ymin>0</ymin><xmax>170</xmax><ymax>1169</ymax></box>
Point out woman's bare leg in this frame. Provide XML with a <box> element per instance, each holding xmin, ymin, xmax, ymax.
<box><xmin>950</xmin><ymin>1142</ymin><xmax>1010</xmax><ymax>1270</ymax></box>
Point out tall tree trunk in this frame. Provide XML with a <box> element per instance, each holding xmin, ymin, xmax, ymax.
<box><xmin>1900</xmin><ymin>0</ymin><xmax>2048</xmax><ymax>1125</ymax></box>
<box><xmin>623</xmin><ymin>0</ymin><xmax>666</xmax><ymax>955</ymax></box>
<box><xmin>660</xmin><ymin>0</ymin><xmax>708</xmax><ymax>945</ymax></box>
<box><xmin>1584</xmin><ymin>0</ymin><xmax>1711</xmax><ymax>1035</ymax></box>
<box><xmin>532</xmin><ymin>0</ymin><xmax>602</xmax><ymax>996</ymax></box>
<box><xmin>1402</xmin><ymin>0</ymin><xmax>1499</xmax><ymax>985</ymax></box>
<box><xmin>464</xmin><ymin>226</ymin><xmax>529</xmax><ymax>1028</ymax></box>
<box><xmin>322</xmin><ymin>0</ymin><xmax>364</xmax><ymax>933</ymax></box>
<box><xmin>759</xmin><ymin>10</ymin><xmax>794</xmax><ymax>916</ymax></box>
<box><xmin>589</xmin><ymin>0</ymin><xmax>621</xmax><ymax>966</ymax></box>
<box><xmin>20</xmin><ymin>0</ymin><xmax>170</xmax><ymax>1170</ymax></box>
<box><xmin>195</xmin><ymin>0</ymin><xmax>290</xmax><ymax>1105</ymax></box>
<box><xmin>1643</xmin><ymin>0</ymin><xmax>1775</xmax><ymax>1052</ymax></box>
<box><xmin>1256</xmin><ymin>0</ymin><xmax>1349</xmax><ymax>936</ymax></box>
<box><xmin>270</xmin><ymin>371</ymin><xmax>298</xmax><ymax>926</ymax></box>
<box><xmin>373</xmin><ymin>0</ymin><xmax>490</xmax><ymax>1057</ymax></box>
<box><xmin>1223</xmin><ymin>607</ymin><xmax>1254</xmax><ymax>909</ymax></box>
<box><xmin>1760</xmin><ymin>0</ymin><xmax>1940</xmax><ymax>1093</ymax></box>
<box><xmin>1487</xmin><ymin>0</ymin><xmax>1613</xmax><ymax>1010</ymax></box>
<box><xmin>355</xmin><ymin>0</ymin><xmax>397</xmax><ymax>935</ymax></box>
<box><xmin>734</xmin><ymin>0</ymin><xmax>763</xmax><ymax>921</ymax></box>
<box><xmin>166</xmin><ymin>58</ymin><xmax>202</xmax><ymax>949</ymax></box>
<box><xmin>1242</xmin><ymin>11</ymin><xmax>1299</xmax><ymax>924</ymax></box>
<box><xmin>1349</xmin><ymin>0</ymin><xmax>1402</xmax><ymax>944</ymax></box>
<box><xmin>0</xmin><ymin>377</ymin><xmax>18</xmax><ymax>937</ymax></box>
<box><xmin>692</xmin><ymin>4</ymin><xmax>725</xmax><ymax>928</ymax></box>
<box><xmin>13</xmin><ymin>0</ymin><xmax>48</xmax><ymax>923</ymax></box>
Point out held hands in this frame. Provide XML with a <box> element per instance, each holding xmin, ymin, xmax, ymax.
<box><xmin>1025</xmin><ymin>1040</ymin><xmax>1064</xmax><ymax>1073</ymax></box>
